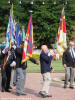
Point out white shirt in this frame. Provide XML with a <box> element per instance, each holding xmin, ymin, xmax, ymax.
<box><xmin>70</xmin><ymin>48</ymin><xmax>75</xmax><ymax>58</ymax></box>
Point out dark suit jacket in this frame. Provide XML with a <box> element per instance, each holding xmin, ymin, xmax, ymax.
<box><xmin>0</xmin><ymin>53</ymin><xmax>5</xmax><ymax>69</ymax></box>
<box><xmin>15</xmin><ymin>47</ymin><xmax>23</xmax><ymax>68</ymax></box>
<box><xmin>6</xmin><ymin>50</ymin><xmax>16</xmax><ymax>67</ymax></box>
<box><xmin>0</xmin><ymin>50</ymin><xmax>15</xmax><ymax>70</ymax></box>
<box><xmin>15</xmin><ymin>47</ymin><xmax>37</xmax><ymax>69</ymax></box>
<box><xmin>62</xmin><ymin>48</ymin><xmax>75</xmax><ymax>68</ymax></box>
<box><xmin>40</xmin><ymin>51</ymin><xmax>53</xmax><ymax>74</ymax></box>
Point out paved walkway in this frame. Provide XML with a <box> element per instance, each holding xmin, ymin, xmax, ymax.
<box><xmin>0</xmin><ymin>73</ymin><xmax>75</xmax><ymax>100</ymax></box>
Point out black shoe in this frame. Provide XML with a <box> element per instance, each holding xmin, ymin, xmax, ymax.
<box><xmin>16</xmin><ymin>93</ymin><xmax>20</xmax><ymax>96</ymax></box>
<box><xmin>39</xmin><ymin>91</ymin><xmax>43</xmax><ymax>95</ymax></box>
<box><xmin>13</xmin><ymin>83</ymin><xmax>16</xmax><ymax>86</ymax></box>
<box><xmin>39</xmin><ymin>91</ymin><xmax>52</xmax><ymax>98</ymax></box>
<box><xmin>46</xmin><ymin>94</ymin><xmax>52</xmax><ymax>97</ymax></box>
<box><xmin>16</xmin><ymin>93</ymin><xmax>27</xmax><ymax>96</ymax></box>
<box><xmin>9</xmin><ymin>86</ymin><xmax>12</xmax><ymax>89</ymax></box>
<box><xmin>64</xmin><ymin>84</ymin><xmax>67</xmax><ymax>88</ymax></box>
<box><xmin>21</xmin><ymin>93</ymin><xmax>27</xmax><ymax>95</ymax></box>
<box><xmin>41</xmin><ymin>94</ymin><xmax>52</xmax><ymax>98</ymax></box>
<box><xmin>39</xmin><ymin>91</ymin><xmax>45</xmax><ymax>97</ymax></box>
<box><xmin>1</xmin><ymin>89</ymin><xmax>5</xmax><ymax>92</ymax></box>
<box><xmin>5</xmin><ymin>89</ymin><xmax>11</xmax><ymax>92</ymax></box>
<box><xmin>69</xmin><ymin>86</ymin><xmax>74</xmax><ymax>89</ymax></box>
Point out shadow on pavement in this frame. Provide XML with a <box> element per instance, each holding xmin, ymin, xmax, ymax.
<box><xmin>25</xmin><ymin>88</ymin><xmax>41</xmax><ymax>97</ymax></box>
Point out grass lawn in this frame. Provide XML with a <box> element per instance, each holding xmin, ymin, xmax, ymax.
<box><xmin>27</xmin><ymin>60</ymin><xmax>65</xmax><ymax>73</ymax></box>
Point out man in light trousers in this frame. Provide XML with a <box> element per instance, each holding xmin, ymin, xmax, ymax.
<box><xmin>39</xmin><ymin>45</ymin><xmax>54</xmax><ymax>98</ymax></box>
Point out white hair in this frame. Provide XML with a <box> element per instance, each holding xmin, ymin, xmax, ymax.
<box><xmin>69</xmin><ymin>41</ymin><xmax>75</xmax><ymax>45</ymax></box>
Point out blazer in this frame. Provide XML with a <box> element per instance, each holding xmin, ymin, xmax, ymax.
<box><xmin>6</xmin><ymin>50</ymin><xmax>16</xmax><ymax>67</ymax></box>
<box><xmin>62</xmin><ymin>48</ymin><xmax>75</xmax><ymax>68</ymax></box>
<box><xmin>0</xmin><ymin>53</ymin><xmax>5</xmax><ymax>68</ymax></box>
<box><xmin>15</xmin><ymin>47</ymin><xmax>37</xmax><ymax>69</ymax></box>
<box><xmin>0</xmin><ymin>51</ymin><xmax>15</xmax><ymax>70</ymax></box>
<box><xmin>40</xmin><ymin>51</ymin><xmax>53</xmax><ymax>74</ymax></box>
<box><xmin>15</xmin><ymin>47</ymin><xmax>23</xmax><ymax>68</ymax></box>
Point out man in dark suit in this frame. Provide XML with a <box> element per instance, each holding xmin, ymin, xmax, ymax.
<box><xmin>62</xmin><ymin>41</ymin><xmax>75</xmax><ymax>89</ymax></box>
<box><xmin>15</xmin><ymin>41</ymin><xmax>38</xmax><ymax>96</ymax></box>
<box><xmin>0</xmin><ymin>48</ymin><xmax>15</xmax><ymax>92</ymax></box>
<box><xmin>39</xmin><ymin>45</ymin><xmax>54</xmax><ymax>98</ymax></box>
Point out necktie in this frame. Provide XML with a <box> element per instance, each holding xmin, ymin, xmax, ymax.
<box><xmin>71</xmin><ymin>49</ymin><xmax>74</xmax><ymax>59</ymax></box>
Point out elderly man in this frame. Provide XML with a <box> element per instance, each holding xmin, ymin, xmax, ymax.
<box><xmin>62</xmin><ymin>41</ymin><xmax>75</xmax><ymax>89</ymax></box>
<box><xmin>39</xmin><ymin>45</ymin><xmax>54</xmax><ymax>98</ymax></box>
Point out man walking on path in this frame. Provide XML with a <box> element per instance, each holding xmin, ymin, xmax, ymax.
<box><xmin>62</xmin><ymin>41</ymin><xmax>75</xmax><ymax>89</ymax></box>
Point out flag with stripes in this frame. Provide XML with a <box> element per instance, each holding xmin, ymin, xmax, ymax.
<box><xmin>22</xmin><ymin>26</ymin><xmax>25</xmax><ymax>41</ymax></box>
<box><xmin>15</xmin><ymin>24</ymin><xmax>22</xmax><ymax>46</ymax></box>
<box><xmin>56</xmin><ymin>6</ymin><xmax>67</xmax><ymax>56</ymax></box>
<box><xmin>5</xmin><ymin>4</ymin><xmax>15</xmax><ymax>49</ymax></box>
<box><xmin>22</xmin><ymin>14</ymin><xmax>33</xmax><ymax>63</ymax></box>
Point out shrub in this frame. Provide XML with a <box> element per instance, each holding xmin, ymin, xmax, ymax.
<box><xmin>32</xmin><ymin>54</ymin><xmax>40</xmax><ymax>60</ymax></box>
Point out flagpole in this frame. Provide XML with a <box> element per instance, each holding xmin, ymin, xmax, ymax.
<box><xmin>10</xmin><ymin>3</ymin><xmax>13</xmax><ymax>49</ymax></box>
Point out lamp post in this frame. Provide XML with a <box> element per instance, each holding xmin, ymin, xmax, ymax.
<box><xmin>19</xmin><ymin>0</ymin><xmax>22</xmax><ymax>5</ymax></box>
<box><xmin>42</xmin><ymin>0</ymin><xmax>45</xmax><ymax>5</ymax></box>
<box><xmin>29</xmin><ymin>10</ymin><xmax>33</xmax><ymax>16</ymax></box>
<box><xmin>54</xmin><ymin>0</ymin><xmax>56</xmax><ymax>5</ymax></box>
<box><xmin>8</xmin><ymin>0</ymin><xmax>14</xmax><ymax>4</ymax></box>
<box><xmin>65</xmin><ymin>0</ymin><xmax>67</xmax><ymax>5</ymax></box>
<box><xmin>30</xmin><ymin>0</ymin><xmax>34</xmax><ymax>4</ymax></box>
<box><xmin>29</xmin><ymin>0</ymin><xmax>34</xmax><ymax>17</ymax></box>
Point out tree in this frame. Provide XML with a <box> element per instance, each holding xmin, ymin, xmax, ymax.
<box><xmin>0</xmin><ymin>0</ymin><xmax>75</xmax><ymax>47</ymax></box>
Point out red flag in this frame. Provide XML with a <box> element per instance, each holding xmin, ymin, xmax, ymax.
<box><xmin>56</xmin><ymin>6</ymin><xmax>67</xmax><ymax>56</ymax></box>
<box><xmin>22</xmin><ymin>15</ymin><xmax>33</xmax><ymax>63</ymax></box>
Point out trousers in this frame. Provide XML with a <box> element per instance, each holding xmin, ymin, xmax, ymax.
<box><xmin>16</xmin><ymin>68</ymin><xmax>26</xmax><ymax>94</ymax></box>
<box><xmin>65</xmin><ymin>67</ymin><xmax>75</xmax><ymax>86</ymax></box>
<box><xmin>41</xmin><ymin>72</ymin><xmax>51</xmax><ymax>94</ymax></box>
<box><xmin>1</xmin><ymin>66</ymin><xmax>11</xmax><ymax>91</ymax></box>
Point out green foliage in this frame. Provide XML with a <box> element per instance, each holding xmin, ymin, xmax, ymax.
<box><xmin>27</xmin><ymin>60</ymin><xmax>65</xmax><ymax>73</ymax></box>
<box><xmin>0</xmin><ymin>0</ymin><xmax>75</xmax><ymax>46</ymax></box>
<box><xmin>32</xmin><ymin>54</ymin><xmax>40</xmax><ymax>59</ymax></box>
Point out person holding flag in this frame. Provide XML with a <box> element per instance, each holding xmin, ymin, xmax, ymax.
<box><xmin>14</xmin><ymin>13</ymin><xmax>39</xmax><ymax>96</ymax></box>
<box><xmin>14</xmin><ymin>41</ymin><xmax>38</xmax><ymax>96</ymax></box>
<box><xmin>0</xmin><ymin>47</ymin><xmax>15</xmax><ymax>92</ymax></box>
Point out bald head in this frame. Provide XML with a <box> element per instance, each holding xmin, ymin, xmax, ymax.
<box><xmin>41</xmin><ymin>45</ymin><xmax>49</xmax><ymax>53</ymax></box>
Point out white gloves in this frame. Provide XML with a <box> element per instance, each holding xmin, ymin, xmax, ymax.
<box><xmin>10</xmin><ymin>61</ymin><xmax>16</xmax><ymax>67</ymax></box>
<box><xmin>12</xmin><ymin>45</ymin><xmax>16</xmax><ymax>50</ymax></box>
<box><xmin>2</xmin><ymin>49</ymin><xmax>6</xmax><ymax>54</ymax></box>
<box><xmin>48</xmin><ymin>50</ymin><xmax>54</xmax><ymax>56</ymax></box>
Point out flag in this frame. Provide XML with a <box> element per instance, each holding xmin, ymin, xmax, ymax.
<box><xmin>22</xmin><ymin>26</ymin><xmax>25</xmax><ymax>41</ymax></box>
<box><xmin>22</xmin><ymin>14</ymin><xmax>33</xmax><ymax>63</ymax></box>
<box><xmin>5</xmin><ymin>4</ymin><xmax>15</xmax><ymax>49</ymax></box>
<box><xmin>10</xmin><ymin>4</ymin><xmax>14</xmax><ymax>48</ymax></box>
<box><xmin>56</xmin><ymin>6</ymin><xmax>67</xmax><ymax>56</ymax></box>
<box><xmin>5</xmin><ymin>16</ymin><xmax>10</xmax><ymax>49</ymax></box>
<box><xmin>15</xmin><ymin>24</ymin><xmax>22</xmax><ymax>46</ymax></box>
